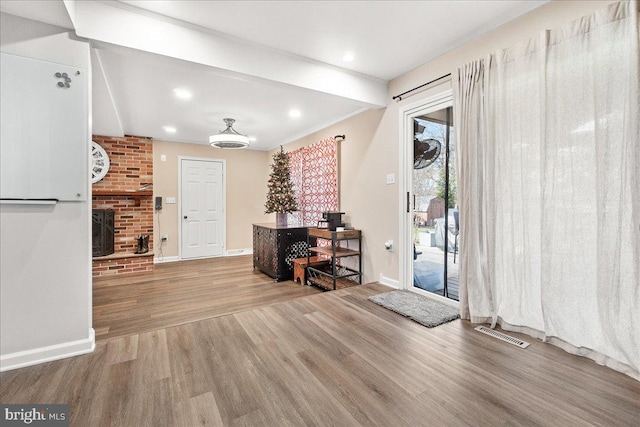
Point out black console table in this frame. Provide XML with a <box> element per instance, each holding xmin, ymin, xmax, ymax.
<box><xmin>252</xmin><ymin>223</ymin><xmax>315</xmax><ymax>281</ymax></box>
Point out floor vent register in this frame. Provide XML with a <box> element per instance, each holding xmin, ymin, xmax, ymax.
<box><xmin>475</xmin><ymin>326</ymin><xmax>530</xmax><ymax>349</ymax></box>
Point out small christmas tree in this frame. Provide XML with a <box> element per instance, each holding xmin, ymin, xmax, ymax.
<box><xmin>265</xmin><ymin>146</ymin><xmax>298</xmax><ymax>214</ymax></box>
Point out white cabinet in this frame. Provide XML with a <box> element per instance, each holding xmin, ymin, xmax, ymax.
<box><xmin>0</xmin><ymin>53</ymin><xmax>87</xmax><ymax>201</ymax></box>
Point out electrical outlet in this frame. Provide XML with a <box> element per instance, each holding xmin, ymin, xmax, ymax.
<box><xmin>162</xmin><ymin>234</ymin><xmax>168</xmax><ymax>241</ymax></box>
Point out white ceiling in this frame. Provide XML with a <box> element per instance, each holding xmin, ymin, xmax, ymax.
<box><xmin>93</xmin><ymin>43</ymin><xmax>368</xmax><ymax>148</ymax></box>
<box><xmin>1</xmin><ymin>0</ymin><xmax>548</xmax><ymax>150</ymax></box>
<box><xmin>120</xmin><ymin>0</ymin><xmax>547</xmax><ymax>81</ymax></box>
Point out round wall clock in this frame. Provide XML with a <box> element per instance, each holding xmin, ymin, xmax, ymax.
<box><xmin>91</xmin><ymin>141</ymin><xmax>110</xmax><ymax>183</ymax></box>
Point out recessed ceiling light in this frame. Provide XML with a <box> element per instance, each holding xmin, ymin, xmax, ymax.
<box><xmin>343</xmin><ymin>51</ymin><xmax>355</xmax><ymax>62</ymax></box>
<box><xmin>289</xmin><ymin>109</ymin><xmax>301</xmax><ymax>118</ymax></box>
<box><xmin>173</xmin><ymin>88</ymin><xmax>192</xmax><ymax>99</ymax></box>
<box><xmin>163</xmin><ymin>126</ymin><xmax>176</xmax><ymax>133</ymax></box>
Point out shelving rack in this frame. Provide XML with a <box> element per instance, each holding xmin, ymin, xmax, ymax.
<box><xmin>306</xmin><ymin>228</ymin><xmax>362</xmax><ymax>291</ymax></box>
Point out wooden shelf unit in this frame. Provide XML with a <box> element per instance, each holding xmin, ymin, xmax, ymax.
<box><xmin>92</xmin><ymin>252</ymin><xmax>154</xmax><ymax>261</ymax></box>
<box><xmin>92</xmin><ymin>190</ymin><xmax>153</xmax><ymax>207</ymax></box>
<box><xmin>305</xmin><ymin>274</ymin><xmax>359</xmax><ymax>291</ymax></box>
<box><xmin>307</xmin><ymin>228</ymin><xmax>360</xmax><ymax>240</ymax></box>
<box><xmin>306</xmin><ymin>228</ymin><xmax>362</xmax><ymax>291</ymax></box>
<box><xmin>309</xmin><ymin>246</ymin><xmax>360</xmax><ymax>258</ymax></box>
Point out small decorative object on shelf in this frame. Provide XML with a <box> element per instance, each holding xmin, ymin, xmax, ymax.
<box><xmin>276</xmin><ymin>212</ymin><xmax>287</xmax><ymax>227</ymax></box>
<box><xmin>265</xmin><ymin>146</ymin><xmax>298</xmax><ymax>227</ymax></box>
<box><xmin>134</xmin><ymin>235</ymin><xmax>150</xmax><ymax>254</ymax></box>
<box><xmin>317</xmin><ymin>211</ymin><xmax>345</xmax><ymax>230</ymax></box>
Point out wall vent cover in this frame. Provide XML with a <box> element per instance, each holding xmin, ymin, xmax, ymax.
<box><xmin>475</xmin><ymin>326</ymin><xmax>530</xmax><ymax>348</ymax></box>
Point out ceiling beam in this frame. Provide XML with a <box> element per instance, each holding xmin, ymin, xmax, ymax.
<box><xmin>0</xmin><ymin>0</ymin><xmax>74</xmax><ymax>30</ymax></box>
<box><xmin>61</xmin><ymin>0</ymin><xmax>77</xmax><ymax>29</ymax></box>
<box><xmin>91</xmin><ymin>48</ymin><xmax>124</xmax><ymax>137</ymax></box>
<box><xmin>72</xmin><ymin>1</ymin><xmax>387</xmax><ymax>108</ymax></box>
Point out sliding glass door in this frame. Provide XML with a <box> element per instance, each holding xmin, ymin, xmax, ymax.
<box><xmin>411</xmin><ymin>106</ymin><xmax>459</xmax><ymax>301</ymax></box>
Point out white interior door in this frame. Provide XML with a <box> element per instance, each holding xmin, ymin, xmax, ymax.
<box><xmin>180</xmin><ymin>159</ymin><xmax>224</xmax><ymax>259</ymax></box>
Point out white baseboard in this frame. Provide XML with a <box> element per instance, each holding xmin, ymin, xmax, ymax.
<box><xmin>0</xmin><ymin>328</ymin><xmax>95</xmax><ymax>372</ymax></box>
<box><xmin>379</xmin><ymin>273</ymin><xmax>400</xmax><ymax>289</ymax></box>
<box><xmin>155</xmin><ymin>250</ymin><xmax>252</xmax><ymax>264</ymax></box>
<box><xmin>154</xmin><ymin>256</ymin><xmax>180</xmax><ymax>264</ymax></box>
<box><xmin>225</xmin><ymin>248</ymin><xmax>253</xmax><ymax>257</ymax></box>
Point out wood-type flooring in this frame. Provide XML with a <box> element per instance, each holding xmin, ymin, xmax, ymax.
<box><xmin>93</xmin><ymin>255</ymin><xmax>321</xmax><ymax>340</ymax></box>
<box><xmin>2</xmin><ymin>258</ymin><xmax>639</xmax><ymax>426</ymax></box>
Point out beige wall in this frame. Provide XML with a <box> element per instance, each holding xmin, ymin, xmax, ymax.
<box><xmin>388</xmin><ymin>1</ymin><xmax>613</xmax><ymax>97</ymax></box>
<box><xmin>272</xmin><ymin>109</ymin><xmax>389</xmax><ymax>283</ymax></box>
<box><xmin>153</xmin><ymin>140</ymin><xmax>269</xmax><ymax>258</ymax></box>
<box><xmin>280</xmin><ymin>0</ymin><xmax>612</xmax><ymax>284</ymax></box>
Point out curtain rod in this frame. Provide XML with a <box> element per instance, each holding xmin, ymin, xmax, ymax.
<box><xmin>392</xmin><ymin>73</ymin><xmax>451</xmax><ymax>101</ymax></box>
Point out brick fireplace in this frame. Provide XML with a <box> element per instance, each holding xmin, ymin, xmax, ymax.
<box><xmin>92</xmin><ymin>135</ymin><xmax>154</xmax><ymax>277</ymax></box>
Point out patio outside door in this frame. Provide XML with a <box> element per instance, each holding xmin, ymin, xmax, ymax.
<box><xmin>411</xmin><ymin>106</ymin><xmax>459</xmax><ymax>301</ymax></box>
<box><xmin>180</xmin><ymin>158</ymin><xmax>225</xmax><ymax>259</ymax></box>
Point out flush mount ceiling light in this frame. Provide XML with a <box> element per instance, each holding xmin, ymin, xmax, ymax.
<box><xmin>163</xmin><ymin>126</ymin><xmax>176</xmax><ymax>133</ymax></box>
<box><xmin>209</xmin><ymin>118</ymin><xmax>250</xmax><ymax>149</ymax></box>
<box><xmin>343</xmin><ymin>51</ymin><xmax>355</xmax><ymax>62</ymax></box>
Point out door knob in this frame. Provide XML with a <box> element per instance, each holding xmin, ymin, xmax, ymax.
<box><xmin>183</xmin><ymin>215</ymin><xmax>188</xmax><ymax>219</ymax></box>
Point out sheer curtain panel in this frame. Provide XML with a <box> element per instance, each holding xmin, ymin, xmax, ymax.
<box><xmin>453</xmin><ymin>1</ymin><xmax>639</xmax><ymax>380</ymax></box>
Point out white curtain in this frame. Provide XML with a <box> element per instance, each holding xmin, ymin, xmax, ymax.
<box><xmin>453</xmin><ymin>1</ymin><xmax>639</xmax><ymax>380</ymax></box>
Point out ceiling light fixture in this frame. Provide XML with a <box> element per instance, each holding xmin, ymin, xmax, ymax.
<box><xmin>163</xmin><ymin>126</ymin><xmax>176</xmax><ymax>133</ymax></box>
<box><xmin>289</xmin><ymin>109</ymin><xmax>301</xmax><ymax>118</ymax></box>
<box><xmin>209</xmin><ymin>118</ymin><xmax>250</xmax><ymax>149</ymax></box>
<box><xmin>173</xmin><ymin>88</ymin><xmax>192</xmax><ymax>99</ymax></box>
<box><xmin>343</xmin><ymin>51</ymin><xmax>355</xmax><ymax>62</ymax></box>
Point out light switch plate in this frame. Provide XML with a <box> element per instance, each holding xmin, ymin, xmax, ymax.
<box><xmin>160</xmin><ymin>154</ymin><xmax>167</xmax><ymax>162</ymax></box>
<box><xmin>386</xmin><ymin>173</ymin><xmax>395</xmax><ymax>184</ymax></box>
<box><xmin>166</xmin><ymin>197</ymin><xmax>176</xmax><ymax>204</ymax></box>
